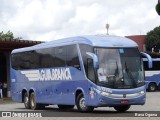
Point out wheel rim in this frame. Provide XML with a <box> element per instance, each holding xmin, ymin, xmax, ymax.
<box><xmin>79</xmin><ymin>97</ymin><xmax>86</xmax><ymax>109</ymax></box>
<box><xmin>150</xmin><ymin>85</ymin><xmax>155</xmax><ymax>91</ymax></box>
<box><xmin>24</xmin><ymin>95</ymin><xmax>29</xmax><ymax>106</ymax></box>
<box><xmin>30</xmin><ymin>94</ymin><xmax>35</xmax><ymax>108</ymax></box>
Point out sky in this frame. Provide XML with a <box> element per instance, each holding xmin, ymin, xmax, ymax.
<box><xmin>0</xmin><ymin>0</ymin><xmax>160</xmax><ymax>41</ymax></box>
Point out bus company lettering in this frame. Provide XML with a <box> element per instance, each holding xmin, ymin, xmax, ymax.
<box><xmin>21</xmin><ymin>68</ymin><xmax>72</xmax><ymax>81</ymax></box>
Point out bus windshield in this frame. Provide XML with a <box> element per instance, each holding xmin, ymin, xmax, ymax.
<box><xmin>95</xmin><ymin>48</ymin><xmax>144</xmax><ymax>89</ymax></box>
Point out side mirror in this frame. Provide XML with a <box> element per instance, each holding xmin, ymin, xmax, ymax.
<box><xmin>86</xmin><ymin>52</ymin><xmax>99</xmax><ymax>69</ymax></box>
<box><xmin>141</xmin><ymin>52</ymin><xmax>152</xmax><ymax>68</ymax></box>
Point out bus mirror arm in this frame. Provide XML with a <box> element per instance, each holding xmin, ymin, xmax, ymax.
<box><xmin>86</xmin><ymin>52</ymin><xmax>99</xmax><ymax>69</ymax></box>
<box><xmin>141</xmin><ymin>52</ymin><xmax>152</xmax><ymax>68</ymax></box>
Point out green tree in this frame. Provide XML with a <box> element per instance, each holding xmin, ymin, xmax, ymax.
<box><xmin>156</xmin><ymin>0</ymin><xmax>160</xmax><ymax>15</ymax></box>
<box><xmin>146</xmin><ymin>26</ymin><xmax>160</xmax><ymax>52</ymax></box>
<box><xmin>0</xmin><ymin>30</ymin><xmax>14</xmax><ymax>39</ymax></box>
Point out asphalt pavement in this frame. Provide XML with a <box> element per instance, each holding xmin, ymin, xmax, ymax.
<box><xmin>0</xmin><ymin>92</ymin><xmax>159</xmax><ymax>119</ymax></box>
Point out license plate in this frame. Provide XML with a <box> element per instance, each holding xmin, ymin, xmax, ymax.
<box><xmin>120</xmin><ymin>100</ymin><xmax>129</xmax><ymax>104</ymax></box>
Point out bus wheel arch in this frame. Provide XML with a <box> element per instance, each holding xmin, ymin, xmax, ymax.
<box><xmin>148</xmin><ymin>82</ymin><xmax>157</xmax><ymax>92</ymax></box>
<box><xmin>29</xmin><ymin>89</ymin><xmax>34</xmax><ymax>97</ymax></box>
<box><xmin>22</xmin><ymin>89</ymin><xmax>30</xmax><ymax>109</ymax></box>
<box><xmin>75</xmin><ymin>89</ymin><xmax>83</xmax><ymax>101</ymax></box>
<box><xmin>22</xmin><ymin>89</ymin><xmax>27</xmax><ymax>102</ymax></box>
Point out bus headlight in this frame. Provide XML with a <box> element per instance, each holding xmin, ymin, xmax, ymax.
<box><xmin>94</xmin><ymin>88</ymin><xmax>110</xmax><ymax>97</ymax></box>
<box><xmin>101</xmin><ymin>91</ymin><xmax>110</xmax><ymax>96</ymax></box>
<box><xmin>139</xmin><ymin>90</ymin><xmax>145</xmax><ymax>94</ymax></box>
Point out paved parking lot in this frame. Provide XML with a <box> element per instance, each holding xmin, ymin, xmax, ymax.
<box><xmin>0</xmin><ymin>92</ymin><xmax>159</xmax><ymax>119</ymax></box>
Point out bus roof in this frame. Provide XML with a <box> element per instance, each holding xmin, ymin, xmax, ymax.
<box><xmin>12</xmin><ymin>35</ymin><xmax>138</xmax><ymax>53</ymax></box>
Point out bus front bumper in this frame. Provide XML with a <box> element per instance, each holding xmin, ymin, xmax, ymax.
<box><xmin>87</xmin><ymin>90</ymin><xmax>146</xmax><ymax>107</ymax></box>
<box><xmin>97</xmin><ymin>94</ymin><xmax>145</xmax><ymax>107</ymax></box>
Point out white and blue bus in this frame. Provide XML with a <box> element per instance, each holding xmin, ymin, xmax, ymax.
<box><xmin>143</xmin><ymin>57</ymin><xmax>160</xmax><ymax>92</ymax></box>
<box><xmin>11</xmin><ymin>35</ymin><xmax>147</xmax><ymax>112</ymax></box>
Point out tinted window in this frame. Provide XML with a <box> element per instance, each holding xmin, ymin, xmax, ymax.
<box><xmin>11</xmin><ymin>44</ymin><xmax>81</xmax><ymax>70</ymax></box>
<box><xmin>79</xmin><ymin>44</ymin><xmax>94</xmax><ymax>81</ymax></box>
<box><xmin>79</xmin><ymin>44</ymin><xmax>93</xmax><ymax>71</ymax></box>
<box><xmin>144</xmin><ymin>61</ymin><xmax>160</xmax><ymax>70</ymax></box>
<box><xmin>66</xmin><ymin>45</ymin><xmax>80</xmax><ymax>70</ymax></box>
<box><xmin>55</xmin><ymin>46</ymin><xmax>66</xmax><ymax>67</ymax></box>
<box><xmin>36</xmin><ymin>48</ymin><xmax>55</xmax><ymax>68</ymax></box>
<box><xmin>11</xmin><ymin>54</ymin><xmax>22</xmax><ymax>70</ymax></box>
<box><xmin>23</xmin><ymin>51</ymin><xmax>39</xmax><ymax>69</ymax></box>
<box><xmin>11</xmin><ymin>51</ymin><xmax>40</xmax><ymax>70</ymax></box>
<box><xmin>120</xmin><ymin>48</ymin><xmax>140</xmax><ymax>57</ymax></box>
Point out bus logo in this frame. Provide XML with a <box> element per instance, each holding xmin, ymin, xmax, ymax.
<box><xmin>21</xmin><ymin>68</ymin><xmax>72</xmax><ymax>81</ymax></box>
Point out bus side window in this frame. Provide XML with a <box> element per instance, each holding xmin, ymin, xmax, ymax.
<box><xmin>23</xmin><ymin>51</ymin><xmax>40</xmax><ymax>69</ymax></box>
<box><xmin>36</xmin><ymin>48</ymin><xmax>55</xmax><ymax>68</ymax></box>
<box><xmin>55</xmin><ymin>47</ymin><xmax>66</xmax><ymax>67</ymax></box>
<box><xmin>79</xmin><ymin>44</ymin><xmax>96</xmax><ymax>82</ymax></box>
<box><xmin>11</xmin><ymin>54</ymin><xmax>21</xmax><ymax>70</ymax></box>
<box><xmin>11</xmin><ymin>51</ymin><xmax>38</xmax><ymax>70</ymax></box>
<box><xmin>66</xmin><ymin>45</ymin><xmax>81</xmax><ymax>70</ymax></box>
<box><xmin>143</xmin><ymin>61</ymin><xmax>150</xmax><ymax>70</ymax></box>
<box><xmin>87</xmin><ymin>58</ymin><xmax>96</xmax><ymax>83</ymax></box>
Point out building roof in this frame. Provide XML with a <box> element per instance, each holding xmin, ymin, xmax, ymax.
<box><xmin>0</xmin><ymin>38</ymin><xmax>42</xmax><ymax>52</ymax></box>
<box><xmin>12</xmin><ymin>35</ymin><xmax>138</xmax><ymax>53</ymax></box>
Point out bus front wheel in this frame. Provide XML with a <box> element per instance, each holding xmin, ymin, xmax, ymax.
<box><xmin>23</xmin><ymin>92</ymin><xmax>30</xmax><ymax>109</ymax></box>
<box><xmin>114</xmin><ymin>105</ymin><xmax>130</xmax><ymax>112</ymax></box>
<box><xmin>76</xmin><ymin>93</ymin><xmax>94</xmax><ymax>112</ymax></box>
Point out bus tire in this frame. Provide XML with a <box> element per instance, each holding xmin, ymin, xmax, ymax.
<box><xmin>58</xmin><ymin>105</ymin><xmax>74</xmax><ymax>110</ymax></box>
<box><xmin>30</xmin><ymin>92</ymin><xmax>40</xmax><ymax>110</ymax></box>
<box><xmin>23</xmin><ymin>92</ymin><xmax>30</xmax><ymax>109</ymax></box>
<box><xmin>114</xmin><ymin>105</ymin><xmax>130</xmax><ymax>112</ymax></box>
<box><xmin>148</xmin><ymin>83</ymin><xmax>157</xmax><ymax>92</ymax></box>
<box><xmin>76</xmin><ymin>93</ymin><xmax>94</xmax><ymax>112</ymax></box>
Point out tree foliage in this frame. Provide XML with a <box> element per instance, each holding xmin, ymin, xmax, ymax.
<box><xmin>0</xmin><ymin>31</ymin><xmax>14</xmax><ymax>39</ymax></box>
<box><xmin>156</xmin><ymin>0</ymin><xmax>160</xmax><ymax>15</ymax></box>
<box><xmin>146</xmin><ymin>26</ymin><xmax>160</xmax><ymax>52</ymax></box>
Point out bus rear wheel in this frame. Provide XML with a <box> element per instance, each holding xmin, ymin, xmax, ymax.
<box><xmin>58</xmin><ymin>105</ymin><xmax>74</xmax><ymax>110</ymax></box>
<box><xmin>76</xmin><ymin>93</ymin><xmax>94</xmax><ymax>112</ymax></box>
<box><xmin>23</xmin><ymin>92</ymin><xmax>30</xmax><ymax>109</ymax></box>
<box><xmin>30</xmin><ymin>92</ymin><xmax>44</xmax><ymax>110</ymax></box>
<box><xmin>148</xmin><ymin>83</ymin><xmax>157</xmax><ymax>92</ymax></box>
<box><xmin>114</xmin><ymin>105</ymin><xmax>130</xmax><ymax>112</ymax></box>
